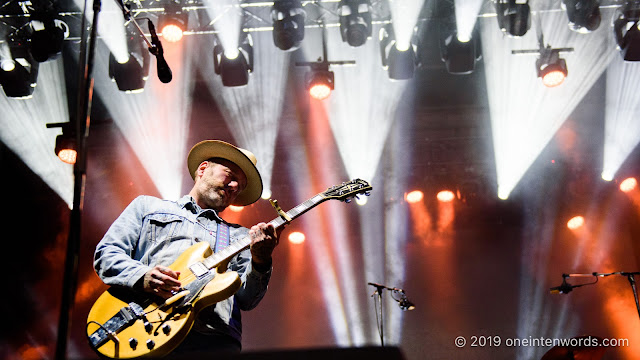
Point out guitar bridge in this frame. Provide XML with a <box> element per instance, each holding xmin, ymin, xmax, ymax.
<box><xmin>88</xmin><ymin>302</ymin><xmax>145</xmax><ymax>349</ymax></box>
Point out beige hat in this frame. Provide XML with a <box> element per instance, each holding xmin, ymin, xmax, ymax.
<box><xmin>187</xmin><ymin>140</ymin><xmax>263</xmax><ymax>206</ymax></box>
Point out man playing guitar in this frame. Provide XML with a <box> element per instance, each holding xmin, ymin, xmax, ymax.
<box><xmin>93</xmin><ymin>140</ymin><xmax>280</xmax><ymax>356</ymax></box>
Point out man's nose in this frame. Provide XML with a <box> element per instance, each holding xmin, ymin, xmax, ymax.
<box><xmin>227</xmin><ymin>180</ymin><xmax>239</xmax><ymax>191</ymax></box>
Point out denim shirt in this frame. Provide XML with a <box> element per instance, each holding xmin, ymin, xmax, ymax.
<box><xmin>94</xmin><ymin>195</ymin><xmax>271</xmax><ymax>343</ymax></box>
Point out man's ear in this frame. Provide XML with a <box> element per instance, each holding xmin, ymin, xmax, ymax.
<box><xmin>196</xmin><ymin>161</ymin><xmax>210</xmax><ymax>178</ymax></box>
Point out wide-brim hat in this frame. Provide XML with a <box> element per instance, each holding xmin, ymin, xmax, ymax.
<box><xmin>187</xmin><ymin>140</ymin><xmax>263</xmax><ymax>206</ymax></box>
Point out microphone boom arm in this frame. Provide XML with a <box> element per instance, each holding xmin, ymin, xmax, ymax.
<box><xmin>551</xmin><ymin>271</ymin><xmax>640</xmax><ymax>322</ymax></box>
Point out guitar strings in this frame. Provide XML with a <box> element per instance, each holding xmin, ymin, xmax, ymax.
<box><xmin>149</xmin><ymin>194</ymin><xmax>330</xmax><ymax>305</ymax></box>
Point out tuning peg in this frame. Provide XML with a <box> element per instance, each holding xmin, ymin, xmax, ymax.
<box><xmin>365</xmin><ymin>191</ymin><xmax>371</xmax><ymax>196</ymax></box>
<box><xmin>344</xmin><ymin>198</ymin><xmax>352</xmax><ymax>203</ymax></box>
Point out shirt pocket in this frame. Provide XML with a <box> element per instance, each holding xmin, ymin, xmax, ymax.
<box><xmin>147</xmin><ymin>213</ymin><xmax>184</xmax><ymax>244</ymax></box>
<box><xmin>144</xmin><ymin>213</ymin><xmax>193</xmax><ymax>266</ymax></box>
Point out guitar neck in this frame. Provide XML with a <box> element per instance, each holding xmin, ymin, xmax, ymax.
<box><xmin>202</xmin><ymin>194</ymin><xmax>327</xmax><ymax>270</ymax></box>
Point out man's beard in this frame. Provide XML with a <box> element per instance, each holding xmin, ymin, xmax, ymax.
<box><xmin>203</xmin><ymin>188</ymin><xmax>229</xmax><ymax>210</ymax></box>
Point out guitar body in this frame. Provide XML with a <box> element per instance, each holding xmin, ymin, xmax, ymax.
<box><xmin>86</xmin><ymin>242</ymin><xmax>242</xmax><ymax>359</ymax></box>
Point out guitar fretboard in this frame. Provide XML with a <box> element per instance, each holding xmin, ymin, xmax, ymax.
<box><xmin>202</xmin><ymin>194</ymin><xmax>325</xmax><ymax>269</ymax></box>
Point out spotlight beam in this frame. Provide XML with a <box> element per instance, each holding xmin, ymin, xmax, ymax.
<box><xmin>389</xmin><ymin>0</ymin><xmax>426</xmax><ymax>51</ymax></box>
<box><xmin>283</xmin><ymin>113</ymin><xmax>357</xmax><ymax>345</ymax></box>
<box><xmin>602</xmin><ymin>55</ymin><xmax>640</xmax><ymax>181</ymax></box>
<box><xmin>203</xmin><ymin>31</ymin><xmax>289</xmax><ymax>197</ymax></box>
<box><xmin>91</xmin><ymin>35</ymin><xmax>193</xmax><ymax>200</ymax></box>
<box><xmin>481</xmin><ymin>9</ymin><xmax>617</xmax><ymax>199</ymax></box>
<box><xmin>516</xmin><ymin>188</ymin><xmax>579</xmax><ymax>360</ymax></box>
<box><xmin>0</xmin><ymin>59</ymin><xmax>73</xmax><ymax>207</ymax></box>
<box><xmin>454</xmin><ymin>0</ymin><xmax>484</xmax><ymax>42</ymax></box>
<box><xmin>203</xmin><ymin>0</ymin><xmax>242</xmax><ymax>58</ymax></box>
<box><xmin>73</xmin><ymin>0</ymin><xmax>128</xmax><ymax>63</ymax></box>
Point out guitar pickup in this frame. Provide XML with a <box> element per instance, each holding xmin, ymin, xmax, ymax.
<box><xmin>189</xmin><ymin>262</ymin><xmax>209</xmax><ymax>279</ymax></box>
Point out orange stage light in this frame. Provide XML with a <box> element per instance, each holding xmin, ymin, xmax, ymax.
<box><xmin>405</xmin><ymin>190</ymin><xmax>424</xmax><ymax>203</ymax></box>
<box><xmin>309</xmin><ymin>83</ymin><xmax>331</xmax><ymax>100</ymax></box>
<box><xmin>567</xmin><ymin>215</ymin><xmax>585</xmax><ymax>230</ymax></box>
<box><xmin>542</xmin><ymin>70</ymin><xmax>566</xmax><ymax>88</ymax></box>
<box><xmin>57</xmin><ymin>148</ymin><xmax>77</xmax><ymax>164</ymax></box>
<box><xmin>437</xmin><ymin>190</ymin><xmax>455</xmax><ymax>203</ymax></box>
<box><xmin>288</xmin><ymin>231</ymin><xmax>305</xmax><ymax>244</ymax></box>
<box><xmin>161</xmin><ymin>24</ymin><xmax>184</xmax><ymax>43</ymax></box>
<box><xmin>620</xmin><ymin>177</ymin><xmax>637</xmax><ymax>193</ymax></box>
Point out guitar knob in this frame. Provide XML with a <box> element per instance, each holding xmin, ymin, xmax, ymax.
<box><xmin>146</xmin><ymin>339</ymin><xmax>155</xmax><ymax>350</ymax></box>
<box><xmin>128</xmin><ymin>338</ymin><xmax>138</xmax><ymax>350</ymax></box>
<box><xmin>162</xmin><ymin>324</ymin><xmax>171</xmax><ymax>335</ymax></box>
<box><xmin>144</xmin><ymin>321</ymin><xmax>152</xmax><ymax>333</ymax></box>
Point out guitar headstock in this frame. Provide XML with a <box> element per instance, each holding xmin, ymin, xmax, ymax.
<box><xmin>321</xmin><ymin>179</ymin><xmax>372</xmax><ymax>202</ymax></box>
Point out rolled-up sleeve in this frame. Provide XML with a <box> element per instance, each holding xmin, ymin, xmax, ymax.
<box><xmin>94</xmin><ymin>196</ymin><xmax>151</xmax><ymax>288</ymax></box>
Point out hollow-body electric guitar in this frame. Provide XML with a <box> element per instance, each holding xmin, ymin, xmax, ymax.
<box><xmin>86</xmin><ymin>179</ymin><xmax>371</xmax><ymax>359</ymax></box>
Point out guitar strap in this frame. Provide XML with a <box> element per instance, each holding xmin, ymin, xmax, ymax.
<box><xmin>214</xmin><ymin>221</ymin><xmax>231</xmax><ymax>253</ymax></box>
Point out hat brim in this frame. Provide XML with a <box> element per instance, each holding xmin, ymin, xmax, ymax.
<box><xmin>187</xmin><ymin>140</ymin><xmax>263</xmax><ymax>206</ymax></box>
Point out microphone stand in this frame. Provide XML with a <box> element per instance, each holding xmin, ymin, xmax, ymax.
<box><xmin>53</xmin><ymin>1</ymin><xmax>172</xmax><ymax>357</ymax></box>
<box><xmin>620</xmin><ymin>272</ymin><xmax>640</xmax><ymax>320</ymax></box>
<box><xmin>54</xmin><ymin>0</ymin><xmax>101</xmax><ymax>358</ymax></box>
<box><xmin>369</xmin><ymin>283</ymin><xmax>386</xmax><ymax>346</ymax></box>
<box><xmin>561</xmin><ymin>271</ymin><xmax>640</xmax><ymax>321</ymax></box>
<box><xmin>368</xmin><ymin>282</ymin><xmax>415</xmax><ymax>346</ymax></box>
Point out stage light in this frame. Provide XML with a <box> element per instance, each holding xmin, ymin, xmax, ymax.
<box><xmin>620</xmin><ymin>177</ymin><xmax>637</xmax><ymax>192</ymax></box>
<box><xmin>440</xmin><ymin>0</ymin><xmax>482</xmax><ymax>74</ymax></box>
<box><xmin>495</xmin><ymin>0</ymin><xmax>531</xmax><ymax>37</ymax></box>
<box><xmin>567</xmin><ymin>215</ymin><xmax>585</xmax><ymax>230</ymax></box>
<box><xmin>288</xmin><ymin>231</ymin><xmax>306</xmax><ymax>244</ymax></box>
<box><xmin>437</xmin><ymin>190</ymin><xmax>455</xmax><ymax>202</ymax></box>
<box><xmin>271</xmin><ymin>0</ymin><xmax>305</xmax><ymax>51</ymax></box>
<box><xmin>405</xmin><ymin>190</ymin><xmax>424</xmax><ymax>203</ymax></box>
<box><xmin>297</xmin><ymin>22</ymin><xmax>355</xmax><ymax>98</ymax></box>
<box><xmin>261</xmin><ymin>188</ymin><xmax>272</xmax><ymax>200</ymax></box>
<box><xmin>602</xmin><ymin>171</ymin><xmax>614</xmax><ymax>181</ymax></box>
<box><xmin>355</xmin><ymin>194</ymin><xmax>368</xmax><ymax>206</ymax></box>
<box><xmin>108</xmin><ymin>28</ymin><xmax>150</xmax><ymax>93</ymax></box>
<box><xmin>1</xmin><ymin>27</ymin><xmax>39</xmax><ymax>99</ymax></box>
<box><xmin>306</xmin><ymin>68</ymin><xmax>334</xmax><ymax>100</ymax></box>
<box><xmin>0</xmin><ymin>49</ymin><xmax>39</xmax><ymax>99</ymax></box>
<box><xmin>613</xmin><ymin>1</ymin><xmax>640</xmax><ymax>61</ymax></box>
<box><xmin>213</xmin><ymin>33</ymin><xmax>253</xmax><ymax>87</ymax></box>
<box><xmin>338</xmin><ymin>0</ymin><xmax>372</xmax><ymax>47</ymax></box>
<box><xmin>47</xmin><ymin>122</ymin><xmax>77</xmax><ymax>164</ymax></box>
<box><xmin>379</xmin><ymin>24</ymin><xmax>419</xmax><ymax>80</ymax></box>
<box><xmin>161</xmin><ymin>24</ymin><xmax>184</xmax><ymax>43</ymax></box>
<box><xmin>536</xmin><ymin>47</ymin><xmax>568</xmax><ymax>87</ymax></box>
<box><xmin>513</xmin><ymin>43</ymin><xmax>573</xmax><ymax>88</ymax></box>
<box><xmin>29</xmin><ymin>12</ymin><xmax>69</xmax><ymax>62</ymax></box>
<box><xmin>228</xmin><ymin>205</ymin><xmax>244</xmax><ymax>212</ymax></box>
<box><xmin>56</xmin><ymin>137</ymin><xmax>77</xmax><ymax>165</ymax></box>
<box><xmin>439</xmin><ymin>29</ymin><xmax>481</xmax><ymax>75</ymax></box>
<box><xmin>562</xmin><ymin>0</ymin><xmax>601</xmax><ymax>33</ymax></box>
<box><xmin>1</xmin><ymin>59</ymin><xmax>15</xmax><ymax>72</ymax></box>
<box><xmin>159</xmin><ymin>0</ymin><xmax>188</xmax><ymax>43</ymax></box>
